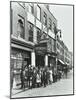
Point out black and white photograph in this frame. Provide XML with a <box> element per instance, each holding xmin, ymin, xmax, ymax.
<box><xmin>10</xmin><ymin>1</ymin><xmax>74</xmax><ymax>99</ymax></box>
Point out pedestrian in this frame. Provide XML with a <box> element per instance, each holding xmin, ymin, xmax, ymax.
<box><xmin>20</xmin><ymin>67</ymin><xmax>25</xmax><ymax>89</ymax></box>
<box><xmin>36</xmin><ymin>71</ymin><xmax>41</xmax><ymax>88</ymax></box>
<box><xmin>43</xmin><ymin>68</ymin><xmax>47</xmax><ymax>87</ymax></box>
<box><xmin>64</xmin><ymin>67</ymin><xmax>68</xmax><ymax>78</ymax></box>
<box><xmin>49</xmin><ymin>69</ymin><xmax>53</xmax><ymax>84</ymax></box>
<box><xmin>10</xmin><ymin>66</ymin><xmax>14</xmax><ymax>94</ymax></box>
<box><xmin>24</xmin><ymin>66</ymin><xmax>28</xmax><ymax>87</ymax></box>
<box><xmin>41</xmin><ymin>68</ymin><xmax>44</xmax><ymax>86</ymax></box>
<box><xmin>27</xmin><ymin>65</ymin><xmax>31</xmax><ymax>88</ymax></box>
<box><xmin>53</xmin><ymin>68</ymin><xmax>57</xmax><ymax>83</ymax></box>
<box><xmin>32</xmin><ymin>67</ymin><xmax>36</xmax><ymax>88</ymax></box>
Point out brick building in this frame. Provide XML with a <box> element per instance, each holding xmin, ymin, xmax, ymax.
<box><xmin>10</xmin><ymin>2</ymin><xmax>73</xmax><ymax>87</ymax></box>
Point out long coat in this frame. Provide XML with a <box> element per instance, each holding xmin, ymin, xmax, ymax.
<box><xmin>49</xmin><ymin>70</ymin><xmax>53</xmax><ymax>82</ymax></box>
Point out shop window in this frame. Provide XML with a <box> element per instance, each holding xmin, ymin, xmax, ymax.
<box><xmin>17</xmin><ymin>15</ymin><xmax>25</xmax><ymax>39</ymax></box>
<box><xmin>37</xmin><ymin>28</ymin><xmax>41</xmax><ymax>42</ymax></box>
<box><xmin>11</xmin><ymin>53</ymin><xmax>23</xmax><ymax>83</ymax></box>
<box><xmin>43</xmin><ymin>12</ymin><xmax>47</xmax><ymax>26</ymax></box>
<box><xmin>28</xmin><ymin>23</ymin><xmax>33</xmax><ymax>42</ymax></box>
<box><xmin>37</xmin><ymin>5</ymin><xmax>41</xmax><ymax>20</ymax></box>
<box><xmin>11</xmin><ymin>53</ymin><xmax>23</xmax><ymax>69</ymax></box>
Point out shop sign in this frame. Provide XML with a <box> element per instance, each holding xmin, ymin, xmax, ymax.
<box><xmin>35</xmin><ymin>47</ymin><xmax>46</xmax><ymax>51</ymax></box>
<box><xmin>35</xmin><ymin>46</ymin><xmax>46</xmax><ymax>55</ymax></box>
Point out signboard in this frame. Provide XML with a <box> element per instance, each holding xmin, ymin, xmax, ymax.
<box><xmin>35</xmin><ymin>44</ymin><xmax>47</xmax><ymax>55</ymax></box>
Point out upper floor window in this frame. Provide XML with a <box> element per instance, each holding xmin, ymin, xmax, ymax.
<box><xmin>29</xmin><ymin>3</ymin><xmax>34</xmax><ymax>14</ymax></box>
<box><xmin>57</xmin><ymin>43</ymin><xmax>59</xmax><ymax>50</ymax></box>
<box><xmin>37</xmin><ymin>5</ymin><xmax>41</xmax><ymax>20</ymax></box>
<box><xmin>41</xmin><ymin>32</ymin><xmax>47</xmax><ymax>40</ymax></box>
<box><xmin>28</xmin><ymin>22</ymin><xmax>33</xmax><ymax>42</ymax></box>
<box><xmin>52</xmin><ymin>38</ymin><xmax>55</xmax><ymax>52</ymax></box>
<box><xmin>37</xmin><ymin>28</ymin><xmax>41</xmax><ymax>42</ymax></box>
<box><xmin>43</xmin><ymin>12</ymin><xmax>47</xmax><ymax>26</ymax></box>
<box><xmin>49</xmin><ymin>18</ymin><xmax>52</xmax><ymax>30</ymax></box>
<box><xmin>17</xmin><ymin>15</ymin><xmax>24</xmax><ymax>39</ymax></box>
<box><xmin>53</xmin><ymin>22</ymin><xmax>56</xmax><ymax>33</ymax></box>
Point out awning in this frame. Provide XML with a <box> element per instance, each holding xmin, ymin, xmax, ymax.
<box><xmin>58</xmin><ymin>59</ymin><xmax>65</xmax><ymax>65</ymax></box>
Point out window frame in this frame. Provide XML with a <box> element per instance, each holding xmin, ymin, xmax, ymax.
<box><xmin>37</xmin><ymin>28</ymin><xmax>41</xmax><ymax>42</ymax></box>
<box><xmin>17</xmin><ymin>15</ymin><xmax>25</xmax><ymax>39</ymax></box>
<box><xmin>53</xmin><ymin>22</ymin><xmax>56</xmax><ymax>33</ymax></box>
<box><xmin>49</xmin><ymin>18</ymin><xmax>52</xmax><ymax>30</ymax></box>
<box><xmin>37</xmin><ymin>5</ymin><xmax>41</xmax><ymax>21</ymax></box>
<box><xmin>43</xmin><ymin>12</ymin><xmax>47</xmax><ymax>26</ymax></box>
<box><xmin>29</xmin><ymin>3</ymin><xmax>34</xmax><ymax>14</ymax></box>
<box><xmin>28</xmin><ymin>22</ymin><xmax>34</xmax><ymax>42</ymax></box>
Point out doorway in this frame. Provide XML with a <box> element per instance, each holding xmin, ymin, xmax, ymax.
<box><xmin>36</xmin><ymin>54</ymin><xmax>44</xmax><ymax>67</ymax></box>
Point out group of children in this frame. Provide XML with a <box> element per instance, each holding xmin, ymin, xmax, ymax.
<box><xmin>20</xmin><ymin>65</ymin><xmax>54</xmax><ymax>89</ymax></box>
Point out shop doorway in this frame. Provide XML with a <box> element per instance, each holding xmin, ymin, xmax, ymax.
<box><xmin>36</xmin><ymin>54</ymin><xmax>44</xmax><ymax>67</ymax></box>
<box><xmin>48</xmin><ymin>56</ymin><xmax>56</xmax><ymax>70</ymax></box>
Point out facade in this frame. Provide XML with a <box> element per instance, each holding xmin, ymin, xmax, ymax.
<box><xmin>56</xmin><ymin>36</ymin><xmax>73</xmax><ymax>71</ymax></box>
<box><xmin>10</xmin><ymin>2</ymin><xmax>72</xmax><ymax>87</ymax></box>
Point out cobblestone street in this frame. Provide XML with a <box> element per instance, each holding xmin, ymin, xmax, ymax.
<box><xmin>11</xmin><ymin>70</ymin><xmax>73</xmax><ymax>98</ymax></box>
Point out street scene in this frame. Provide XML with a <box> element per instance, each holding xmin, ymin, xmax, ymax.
<box><xmin>11</xmin><ymin>69</ymin><xmax>73</xmax><ymax>98</ymax></box>
<box><xmin>10</xmin><ymin>1</ymin><xmax>74</xmax><ymax>98</ymax></box>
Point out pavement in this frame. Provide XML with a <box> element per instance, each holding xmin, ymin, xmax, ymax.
<box><xmin>11</xmin><ymin>70</ymin><xmax>73</xmax><ymax>98</ymax></box>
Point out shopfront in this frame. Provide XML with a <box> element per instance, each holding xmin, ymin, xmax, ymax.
<box><xmin>57</xmin><ymin>59</ymin><xmax>64</xmax><ymax>71</ymax></box>
<box><xmin>11</xmin><ymin>48</ymin><xmax>31</xmax><ymax>88</ymax></box>
<box><xmin>35</xmin><ymin>43</ymin><xmax>46</xmax><ymax>67</ymax></box>
<box><xmin>35</xmin><ymin>40</ymin><xmax>56</xmax><ymax>69</ymax></box>
<box><xmin>48</xmin><ymin>55</ymin><xmax>56</xmax><ymax>70</ymax></box>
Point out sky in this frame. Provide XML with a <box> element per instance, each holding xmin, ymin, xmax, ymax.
<box><xmin>49</xmin><ymin>4</ymin><xmax>73</xmax><ymax>52</ymax></box>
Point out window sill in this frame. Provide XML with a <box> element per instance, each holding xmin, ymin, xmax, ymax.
<box><xmin>11</xmin><ymin>34</ymin><xmax>35</xmax><ymax>46</ymax></box>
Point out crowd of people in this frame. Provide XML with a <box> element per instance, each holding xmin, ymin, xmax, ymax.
<box><xmin>20</xmin><ymin>65</ymin><xmax>64</xmax><ymax>90</ymax></box>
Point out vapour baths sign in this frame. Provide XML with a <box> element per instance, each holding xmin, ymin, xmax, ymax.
<box><xmin>35</xmin><ymin>46</ymin><xmax>47</xmax><ymax>55</ymax></box>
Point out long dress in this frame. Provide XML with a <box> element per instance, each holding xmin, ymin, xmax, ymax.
<box><xmin>36</xmin><ymin>73</ymin><xmax>41</xmax><ymax>83</ymax></box>
<box><xmin>49</xmin><ymin>70</ymin><xmax>53</xmax><ymax>82</ymax></box>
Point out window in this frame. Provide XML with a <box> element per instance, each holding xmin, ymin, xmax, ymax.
<box><xmin>41</xmin><ymin>32</ymin><xmax>47</xmax><ymax>40</ymax></box>
<box><xmin>53</xmin><ymin>22</ymin><xmax>56</xmax><ymax>33</ymax></box>
<box><xmin>52</xmin><ymin>39</ymin><xmax>55</xmax><ymax>52</ymax></box>
<box><xmin>47</xmin><ymin>38</ymin><xmax>52</xmax><ymax>52</ymax></box>
<box><xmin>37</xmin><ymin>5</ymin><xmax>41</xmax><ymax>20</ymax></box>
<box><xmin>17</xmin><ymin>15</ymin><xmax>24</xmax><ymax>39</ymax></box>
<box><xmin>37</xmin><ymin>28</ymin><xmax>41</xmax><ymax>42</ymax></box>
<box><xmin>49</xmin><ymin>18</ymin><xmax>52</xmax><ymax>30</ymax></box>
<box><xmin>57</xmin><ymin>43</ymin><xmax>59</xmax><ymax>49</ymax></box>
<box><xmin>28</xmin><ymin>23</ymin><xmax>33</xmax><ymax>42</ymax></box>
<box><xmin>29</xmin><ymin>3</ymin><xmax>34</xmax><ymax>14</ymax></box>
<box><xmin>43</xmin><ymin>12</ymin><xmax>47</xmax><ymax>26</ymax></box>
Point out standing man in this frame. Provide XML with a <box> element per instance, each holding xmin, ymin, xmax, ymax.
<box><xmin>10</xmin><ymin>66</ymin><xmax>14</xmax><ymax>94</ymax></box>
<box><xmin>20</xmin><ymin>67</ymin><xmax>25</xmax><ymax>89</ymax></box>
<box><xmin>32</xmin><ymin>67</ymin><xmax>36</xmax><ymax>88</ymax></box>
<box><xmin>43</xmin><ymin>68</ymin><xmax>47</xmax><ymax>87</ymax></box>
<box><xmin>27</xmin><ymin>65</ymin><xmax>32</xmax><ymax>88</ymax></box>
